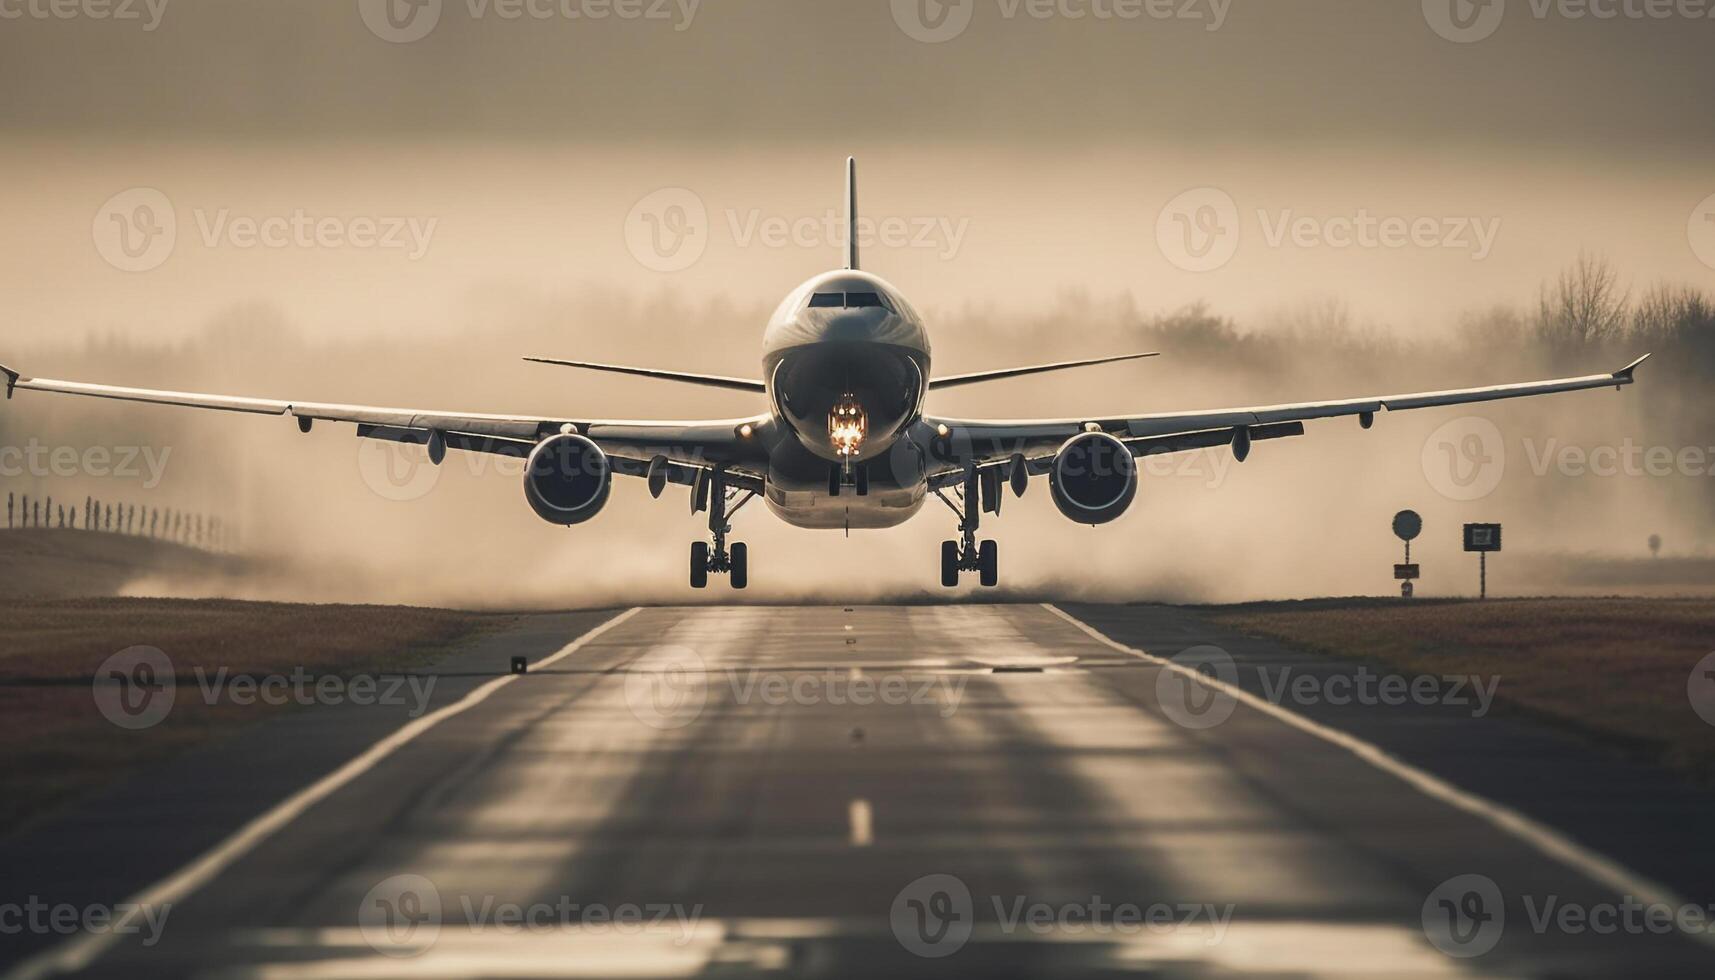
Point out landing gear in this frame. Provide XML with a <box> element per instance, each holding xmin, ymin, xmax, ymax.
<box><xmin>934</xmin><ymin>468</ymin><xmax>999</xmax><ymax>587</ymax></box>
<box><xmin>690</xmin><ymin>468</ymin><xmax>755</xmax><ymax>590</ymax></box>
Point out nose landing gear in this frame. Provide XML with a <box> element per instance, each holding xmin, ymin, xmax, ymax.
<box><xmin>934</xmin><ymin>467</ymin><xmax>999</xmax><ymax>587</ymax></box>
<box><xmin>691</xmin><ymin>469</ymin><xmax>754</xmax><ymax>589</ymax></box>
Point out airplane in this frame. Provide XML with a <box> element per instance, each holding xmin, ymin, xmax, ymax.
<box><xmin>3</xmin><ymin>159</ymin><xmax>1649</xmax><ymax>589</ymax></box>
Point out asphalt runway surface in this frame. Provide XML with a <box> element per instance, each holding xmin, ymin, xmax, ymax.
<box><xmin>5</xmin><ymin>603</ymin><xmax>1714</xmax><ymax>978</ymax></box>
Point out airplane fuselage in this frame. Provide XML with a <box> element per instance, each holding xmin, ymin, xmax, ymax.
<box><xmin>760</xmin><ymin>269</ymin><xmax>933</xmax><ymax>529</ymax></box>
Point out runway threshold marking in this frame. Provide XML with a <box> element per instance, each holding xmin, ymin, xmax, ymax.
<box><xmin>1</xmin><ymin>607</ymin><xmax>644</xmax><ymax>980</ymax></box>
<box><xmin>1043</xmin><ymin>603</ymin><xmax>1715</xmax><ymax>952</ymax></box>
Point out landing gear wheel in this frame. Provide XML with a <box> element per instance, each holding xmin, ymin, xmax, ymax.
<box><xmin>978</xmin><ymin>539</ymin><xmax>998</xmax><ymax>587</ymax></box>
<box><xmin>941</xmin><ymin>540</ymin><xmax>960</xmax><ymax>587</ymax></box>
<box><xmin>729</xmin><ymin>542</ymin><xmax>748</xmax><ymax>590</ymax></box>
<box><xmin>690</xmin><ymin>541</ymin><xmax>709</xmax><ymax>589</ymax></box>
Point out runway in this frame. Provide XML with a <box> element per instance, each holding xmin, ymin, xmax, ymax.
<box><xmin>6</xmin><ymin>603</ymin><xmax>1714</xmax><ymax>979</ymax></box>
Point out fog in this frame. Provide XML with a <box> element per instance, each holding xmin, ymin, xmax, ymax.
<box><xmin>5</xmin><ymin>245</ymin><xmax>1708</xmax><ymax>606</ymax></box>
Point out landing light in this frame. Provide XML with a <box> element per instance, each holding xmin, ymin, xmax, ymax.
<box><xmin>829</xmin><ymin>394</ymin><xmax>867</xmax><ymax>457</ymax></box>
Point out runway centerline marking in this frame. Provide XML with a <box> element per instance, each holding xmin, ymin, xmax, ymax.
<box><xmin>848</xmin><ymin>798</ymin><xmax>873</xmax><ymax>847</ymax></box>
<box><xmin>1</xmin><ymin>607</ymin><xmax>643</xmax><ymax>980</ymax></box>
<box><xmin>1044</xmin><ymin>602</ymin><xmax>1712</xmax><ymax>951</ymax></box>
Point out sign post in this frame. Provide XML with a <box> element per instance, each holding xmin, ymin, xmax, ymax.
<box><xmin>1462</xmin><ymin>523</ymin><xmax>1502</xmax><ymax>599</ymax></box>
<box><xmin>1392</xmin><ymin>510</ymin><xmax>1422</xmax><ymax>599</ymax></box>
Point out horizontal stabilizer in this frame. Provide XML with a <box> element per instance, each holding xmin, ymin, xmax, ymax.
<box><xmin>523</xmin><ymin>357</ymin><xmax>766</xmax><ymax>393</ymax></box>
<box><xmin>928</xmin><ymin>352</ymin><xmax>1159</xmax><ymax>390</ymax></box>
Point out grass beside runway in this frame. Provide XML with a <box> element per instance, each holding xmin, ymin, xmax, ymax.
<box><xmin>0</xmin><ymin>597</ymin><xmax>513</xmax><ymax>836</ymax></box>
<box><xmin>1199</xmin><ymin>597</ymin><xmax>1715</xmax><ymax>784</ymax></box>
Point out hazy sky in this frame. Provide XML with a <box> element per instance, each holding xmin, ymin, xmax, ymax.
<box><xmin>2</xmin><ymin>0</ymin><xmax>1712</xmax><ymax>340</ymax></box>
<box><xmin>3</xmin><ymin>0</ymin><xmax>1713</xmax><ymax>149</ymax></box>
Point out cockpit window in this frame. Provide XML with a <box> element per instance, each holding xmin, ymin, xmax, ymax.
<box><xmin>807</xmin><ymin>290</ymin><xmax>893</xmax><ymax>311</ymax></box>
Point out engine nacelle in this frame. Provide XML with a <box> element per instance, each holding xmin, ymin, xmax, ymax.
<box><xmin>523</xmin><ymin>433</ymin><xmax>612</xmax><ymax>525</ymax></box>
<box><xmin>1048</xmin><ymin>431</ymin><xmax>1137</xmax><ymax>525</ymax></box>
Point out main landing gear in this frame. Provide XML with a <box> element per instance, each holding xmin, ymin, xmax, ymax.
<box><xmin>934</xmin><ymin>467</ymin><xmax>999</xmax><ymax>588</ymax></box>
<box><xmin>691</xmin><ymin>468</ymin><xmax>754</xmax><ymax>589</ymax></box>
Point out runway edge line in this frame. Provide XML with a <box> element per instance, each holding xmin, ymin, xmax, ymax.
<box><xmin>2</xmin><ymin>607</ymin><xmax>644</xmax><ymax>980</ymax></box>
<box><xmin>1042</xmin><ymin>602</ymin><xmax>1713</xmax><ymax>950</ymax></box>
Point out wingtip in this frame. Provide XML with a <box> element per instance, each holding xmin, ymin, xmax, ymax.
<box><xmin>1615</xmin><ymin>353</ymin><xmax>1652</xmax><ymax>381</ymax></box>
<box><xmin>1</xmin><ymin>361</ymin><xmax>18</xmax><ymax>399</ymax></box>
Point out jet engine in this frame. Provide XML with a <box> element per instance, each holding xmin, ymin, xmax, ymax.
<box><xmin>1048</xmin><ymin>431</ymin><xmax>1137</xmax><ymax>525</ymax></box>
<box><xmin>523</xmin><ymin>433</ymin><xmax>612</xmax><ymax>525</ymax></box>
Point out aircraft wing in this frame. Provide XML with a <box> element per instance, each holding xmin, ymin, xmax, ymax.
<box><xmin>925</xmin><ymin>354</ymin><xmax>1650</xmax><ymax>481</ymax></box>
<box><xmin>0</xmin><ymin>363</ymin><xmax>770</xmax><ymax>490</ymax></box>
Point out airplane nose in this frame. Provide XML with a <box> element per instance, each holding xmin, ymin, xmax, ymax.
<box><xmin>810</xmin><ymin>308</ymin><xmax>894</xmax><ymax>344</ymax></box>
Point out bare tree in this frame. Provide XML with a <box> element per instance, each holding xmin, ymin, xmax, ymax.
<box><xmin>1536</xmin><ymin>252</ymin><xmax>1628</xmax><ymax>347</ymax></box>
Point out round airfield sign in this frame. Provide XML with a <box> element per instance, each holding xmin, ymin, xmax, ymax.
<box><xmin>1393</xmin><ymin>509</ymin><xmax>1423</xmax><ymax>542</ymax></box>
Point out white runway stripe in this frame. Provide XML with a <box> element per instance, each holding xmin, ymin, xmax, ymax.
<box><xmin>1</xmin><ymin>608</ymin><xmax>643</xmax><ymax>980</ymax></box>
<box><xmin>848</xmin><ymin>798</ymin><xmax>873</xmax><ymax>847</ymax></box>
<box><xmin>1043</xmin><ymin>602</ymin><xmax>1714</xmax><ymax>952</ymax></box>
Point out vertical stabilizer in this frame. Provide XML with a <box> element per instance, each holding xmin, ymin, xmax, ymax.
<box><xmin>844</xmin><ymin>156</ymin><xmax>859</xmax><ymax>270</ymax></box>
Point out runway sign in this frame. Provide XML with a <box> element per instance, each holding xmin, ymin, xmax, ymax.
<box><xmin>1464</xmin><ymin>523</ymin><xmax>1502</xmax><ymax>552</ymax></box>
